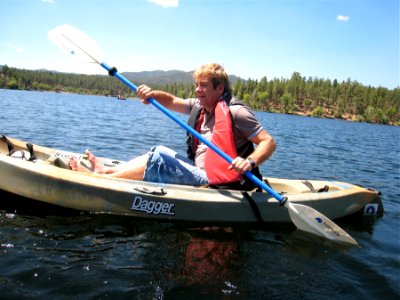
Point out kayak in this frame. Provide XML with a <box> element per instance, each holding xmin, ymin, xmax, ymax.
<box><xmin>0</xmin><ymin>135</ymin><xmax>383</xmax><ymax>224</ymax></box>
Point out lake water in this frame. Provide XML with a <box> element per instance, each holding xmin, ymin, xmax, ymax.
<box><xmin>0</xmin><ymin>89</ymin><xmax>399</xmax><ymax>299</ymax></box>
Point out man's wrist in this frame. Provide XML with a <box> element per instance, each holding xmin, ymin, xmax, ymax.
<box><xmin>246</xmin><ymin>157</ymin><xmax>256</xmax><ymax>169</ymax></box>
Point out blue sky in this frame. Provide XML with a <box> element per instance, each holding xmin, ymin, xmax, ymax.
<box><xmin>1</xmin><ymin>0</ymin><xmax>399</xmax><ymax>89</ymax></box>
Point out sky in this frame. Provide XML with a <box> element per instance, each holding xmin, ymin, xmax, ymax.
<box><xmin>1</xmin><ymin>0</ymin><xmax>399</xmax><ymax>89</ymax></box>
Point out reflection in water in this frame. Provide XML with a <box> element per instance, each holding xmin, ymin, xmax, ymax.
<box><xmin>178</xmin><ymin>227</ymin><xmax>241</xmax><ymax>297</ymax></box>
<box><xmin>183</xmin><ymin>237</ymin><xmax>238</xmax><ymax>285</ymax></box>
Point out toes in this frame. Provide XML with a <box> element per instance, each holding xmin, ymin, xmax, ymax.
<box><xmin>69</xmin><ymin>158</ymin><xmax>78</xmax><ymax>171</ymax></box>
<box><xmin>85</xmin><ymin>149</ymin><xmax>95</xmax><ymax>162</ymax></box>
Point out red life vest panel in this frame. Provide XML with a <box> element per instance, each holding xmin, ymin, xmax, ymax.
<box><xmin>204</xmin><ymin>100</ymin><xmax>243</xmax><ymax>185</ymax></box>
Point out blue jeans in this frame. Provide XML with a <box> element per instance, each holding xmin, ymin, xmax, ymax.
<box><xmin>143</xmin><ymin>146</ymin><xmax>208</xmax><ymax>186</ymax></box>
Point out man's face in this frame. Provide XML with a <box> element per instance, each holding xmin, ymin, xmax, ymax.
<box><xmin>195</xmin><ymin>76</ymin><xmax>224</xmax><ymax>112</ymax></box>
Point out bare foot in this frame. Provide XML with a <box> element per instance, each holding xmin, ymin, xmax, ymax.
<box><xmin>69</xmin><ymin>149</ymin><xmax>104</xmax><ymax>173</ymax></box>
<box><xmin>69</xmin><ymin>157</ymin><xmax>92</xmax><ymax>173</ymax></box>
<box><xmin>84</xmin><ymin>149</ymin><xmax>105</xmax><ymax>173</ymax></box>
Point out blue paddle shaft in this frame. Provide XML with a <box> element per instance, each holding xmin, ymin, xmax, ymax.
<box><xmin>101</xmin><ymin>62</ymin><xmax>284</xmax><ymax>202</ymax></box>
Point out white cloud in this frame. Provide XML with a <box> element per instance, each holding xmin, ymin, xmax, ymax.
<box><xmin>41</xmin><ymin>0</ymin><xmax>55</xmax><ymax>4</ymax></box>
<box><xmin>148</xmin><ymin>0</ymin><xmax>179</xmax><ymax>8</ymax></box>
<box><xmin>336</xmin><ymin>15</ymin><xmax>350</xmax><ymax>22</ymax></box>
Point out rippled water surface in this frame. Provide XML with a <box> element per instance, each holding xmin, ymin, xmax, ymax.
<box><xmin>0</xmin><ymin>89</ymin><xmax>399</xmax><ymax>299</ymax></box>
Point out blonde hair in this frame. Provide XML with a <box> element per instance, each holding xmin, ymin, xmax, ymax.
<box><xmin>193</xmin><ymin>63</ymin><xmax>232</xmax><ymax>97</ymax></box>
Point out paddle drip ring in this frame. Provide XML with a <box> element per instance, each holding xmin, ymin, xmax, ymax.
<box><xmin>108</xmin><ymin>67</ymin><xmax>118</xmax><ymax>77</ymax></box>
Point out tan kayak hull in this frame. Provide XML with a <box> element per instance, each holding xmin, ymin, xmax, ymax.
<box><xmin>0</xmin><ymin>136</ymin><xmax>382</xmax><ymax>223</ymax></box>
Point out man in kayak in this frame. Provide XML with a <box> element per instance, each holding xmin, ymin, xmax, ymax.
<box><xmin>70</xmin><ymin>63</ymin><xmax>276</xmax><ymax>189</ymax></box>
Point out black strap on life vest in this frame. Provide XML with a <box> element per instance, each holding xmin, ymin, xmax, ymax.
<box><xmin>186</xmin><ymin>105</ymin><xmax>203</xmax><ymax>161</ymax></box>
<box><xmin>186</xmin><ymin>98</ymin><xmax>263</xmax><ymax>191</ymax></box>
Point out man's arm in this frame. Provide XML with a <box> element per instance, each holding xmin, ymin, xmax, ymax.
<box><xmin>247</xmin><ymin>130</ymin><xmax>276</xmax><ymax>167</ymax></box>
<box><xmin>229</xmin><ymin>130</ymin><xmax>276</xmax><ymax>174</ymax></box>
<box><xmin>136</xmin><ymin>84</ymin><xmax>188</xmax><ymax>114</ymax></box>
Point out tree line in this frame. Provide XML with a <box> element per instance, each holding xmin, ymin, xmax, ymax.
<box><xmin>1</xmin><ymin>65</ymin><xmax>398</xmax><ymax>125</ymax></box>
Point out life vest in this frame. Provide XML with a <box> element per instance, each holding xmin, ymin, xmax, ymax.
<box><xmin>186</xmin><ymin>97</ymin><xmax>263</xmax><ymax>190</ymax></box>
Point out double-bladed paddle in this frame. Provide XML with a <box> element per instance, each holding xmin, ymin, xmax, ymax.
<box><xmin>48</xmin><ymin>24</ymin><xmax>358</xmax><ymax>246</ymax></box>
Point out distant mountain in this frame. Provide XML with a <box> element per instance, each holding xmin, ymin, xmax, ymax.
<box><xmin>0</xmin><ymin>65</ymin><xmax>243</xmax><ymax>86</ymax></box>
<box><xmin>122</xmin><ymin>70</ymin><xmax>193</xmax><ymax>85</ymax></box>
<box><xmin>122</xmin><ymin>70</ymin><xmax>244</xmax><ymax>86</ymax></box>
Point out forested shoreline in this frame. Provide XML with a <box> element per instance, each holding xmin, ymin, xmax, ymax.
<box><xmin>1</xmin><ymin>65</ymin><xmax>398</xmax><ymax>125</ymax></box>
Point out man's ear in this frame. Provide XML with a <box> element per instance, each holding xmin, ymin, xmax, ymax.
<box><xmin>217</xmin><ymin>83</ymin><xmax>225</xmax><ymax>94</ymax></box>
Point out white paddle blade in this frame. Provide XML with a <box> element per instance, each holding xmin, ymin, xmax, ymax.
<box><xmin>48</xmin><ymin>24</ymin><xmax>103</xmax><ymax>64</ymax></box>
<box><xmin>287</xmin><ymin>202</ymin><xmax>358</xmax><ymax>246</ymax></box>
